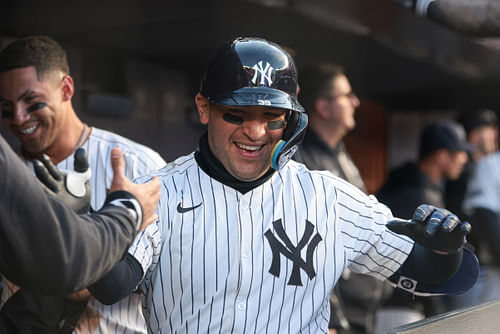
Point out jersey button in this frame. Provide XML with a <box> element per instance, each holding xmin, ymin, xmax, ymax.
<box><xmin>242</xmin><ymin>250</ymin><xmax>251</xmax><ymax>258</ymax></box>
<box><xmin>237</xmin><ymin>302</ymin><xmax>246</xmax><ymax>311</ymax></box>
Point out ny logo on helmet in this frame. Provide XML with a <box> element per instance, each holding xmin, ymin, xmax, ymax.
<box><xmin>251</xmin><ymin>61</ymin><xmax>274</xmax><ymax>86</ymax></box>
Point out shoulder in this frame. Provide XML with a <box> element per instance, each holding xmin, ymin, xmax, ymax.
<box><xmin>134</xmin><ymin>152</ymin><xmax>196</xmax><ymax>184</ymax></box>
<box><xmin>88</xmin><ymin>127</ymin><xmax>166</xmax><ymax>168</ymax></box>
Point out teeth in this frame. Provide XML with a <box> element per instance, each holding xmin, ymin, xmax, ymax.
<box><xmin>237</xmin><ymin>143</ymin><xmax>261</xmax><ymax>151</ymax></box>
<box><xmin>20</xmin><ymin>125</ymin><xmax>37</xmax><ymax>135</ymax></box>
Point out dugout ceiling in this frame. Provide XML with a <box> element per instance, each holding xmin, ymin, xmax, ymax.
<box><xmin>1</xmin><ymin>0</ymin><xmax>500</xmax><ymax>111</ymax></box>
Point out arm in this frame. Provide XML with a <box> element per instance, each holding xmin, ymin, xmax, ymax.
<box><xmin>414</xmin><ymin>0</ymin><xmax>500</xmax><ymax>36</ymax></box>
<box><xmin>387</xmin><ymin>204</ymin><xmax>479</xmax><ymax>295</ymax></box>
<box><xmin>0</xmin><ymin>136</ymin><xmax>159</xmax><ymax>295</ymax></box>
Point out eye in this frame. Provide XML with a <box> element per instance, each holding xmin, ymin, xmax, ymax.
<box><xmin>1</xmin><ymin>109</ymin><xmax>13</xmax><ymax>119</ymax></box>
<box><xmin>267</xmin><ymin>119</ymin><xmax>285</xmax><ymax>130</ymax></box>
<box><xmin>26</xmin><ymin>102</ymin><xmax>46</xmax><ymax>113</ymax></box>
<box><xmin>1</xmin><ymin>104</ymin><xmax>13</xmax><ymax>119</ymax></box>
<box><xmin>222</xmin><ymin>113</ymin><xmax>243</xmax><ymax>125</ymax></box>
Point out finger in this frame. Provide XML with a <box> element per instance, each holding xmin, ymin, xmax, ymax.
<box><xmin>461</xmin><ymin>221</ymin><xmax>472</xmax><ymax>236</ymax></box>
<box><xmin>386</xmin><ymin>218</ymin><xmax>415</xmax><ymax>237</ymax></box>
<box><xmin>40</xmin><ymin>153</ymin><xmax>62</xmax><ymax>181</ymax></box>
<box><xmin>440</xmin><ymin>214</ymin><xmax>460</xmax><ymax>233</ymax></box>
<box><xmin>109</xmin><ymin>148</ymin><xmax>126</xmax><ymax>192</ymax></box>
<box><xmin>34</xmin><ymin>160</ymin><xmax>58</xmax><ymax>192</ymax></box>
<box><xmin>424</xmin><ymin>209</ymin><xmax>446</xmax><ymax>237</ymax></box>
<box><xmin>74</xmin><ymin>148</ymin><xmax>89</xmax><ymax>173</ymax></box>
<box><xmin>412</xmin><ymin>204</ymin><xmax>434</xmax><ymax>223</ymax></box>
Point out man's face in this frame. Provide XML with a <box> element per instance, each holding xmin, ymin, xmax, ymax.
<box><xmin>470</xmin><ymin>125</ymin><xmax>498</xmax><ymax>156</ymax></box>
<box><xmin>444</xmin><ymin>150</ymin><xmax>468</xmax><ymax>180</ymax></box>
<box><xmin>197</xmin><ymin>95</ymin><xmax>287</xmax><ymax>182</ymax></box>
<box><xmin>326</xmin><ymin>74</ymin><xmax>360</xmax><ymax>131</ymax></box>
<box><xmin>0</xmin><ymin>66</ymin><xmax>65</xmax><ymax>155</ymax></box>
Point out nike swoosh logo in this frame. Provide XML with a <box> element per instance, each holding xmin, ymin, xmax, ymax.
<box><xmin>177</xmin><ymin>202</ymin><xmax>202</xmax><ymax>213</ymax></box>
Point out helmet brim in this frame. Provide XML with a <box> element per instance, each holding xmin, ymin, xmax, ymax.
<box><xmin>208</xmin><ymin>87</ymin><xmax>304</xmax><ymax>113</ymax></box>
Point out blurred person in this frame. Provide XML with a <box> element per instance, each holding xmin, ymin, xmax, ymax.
<box><xmin>375</xmin><ymin>119</ymin><xmax>473</xmax><ymax>332</ymax></box>
<box><xmin>445</xmin><ymin>109</ymin><xmax>498</xmax><ymax>233</ymax></box>
<box><xmin>0</xmin><ymin>36</ymin><xmax>166</xmax><ymax>333</ymax></box>
<box><xmin>446</xmin><ymin>147</ymin><xmax>500</xmax><ymax>310</ymax></box>
<box><xmin>294</xmin><ymin>63</ymin><xmax>391</xmax><ymax>334</ymax></box>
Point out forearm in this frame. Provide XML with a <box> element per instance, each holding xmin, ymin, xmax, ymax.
<box><xmin>396</xmin><ymin>243</ymin><xmax>463</xmax><ymax>285</ymax></box>
<box><xmin>426</xmin><ymin>0</ymin><xmax>500</xmax><ymax>36</ymax></box>
<box><xmin>88</xmin><ymin>254</ymin><xmax>143</xmax><ymax>305</ymax></box>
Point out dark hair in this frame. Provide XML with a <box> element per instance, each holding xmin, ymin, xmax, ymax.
<box><xmin>0</xmin><ymin>35</ymin><xmax>69</xmax><ymax>78</ymax></box>
<box><xmin>298</xmin><ymin>62</ymin><xmax>344</xmax><ymax>115</ymax></box>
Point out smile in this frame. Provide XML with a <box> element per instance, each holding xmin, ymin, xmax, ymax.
<box><xmin>20</xmin><ymin>124</ymin><xmax>38</xmax><ymax>135</ymax></box>
<box><xmin>236</xmin><ymin>143</ymin><xmax>263</xmax><ymax>152</ymax></box>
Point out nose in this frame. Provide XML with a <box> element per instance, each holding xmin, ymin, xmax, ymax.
<box><xmin>351</xmin><ymin>93</ymin><xmax>360</xmax><ymax>108</ymax></box>
<box><xmin>241</xmin><ymin>118</ymin><xmax>267</xmax><ymax>140</ymax></box>
<box><xmin>9</xmin><ymin>106</ymin><xmax>30</xmax><ymax>126</ymax></box>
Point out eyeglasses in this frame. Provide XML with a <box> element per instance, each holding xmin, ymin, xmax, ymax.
<box><xmin>324</xmin><ymin>91</ymin><xmax>357</xmax><ymax>101</ymax></box>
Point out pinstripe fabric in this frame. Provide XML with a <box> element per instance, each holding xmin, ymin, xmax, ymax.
<box><xmin>130</xmin><ymin>155</ymin><xmax>414</xmax><ymax>333</ymax></box>
<box><xmin>26</xmin><ymin>127</ymin><xmax>166</xmax><ymax>334</ymax></box>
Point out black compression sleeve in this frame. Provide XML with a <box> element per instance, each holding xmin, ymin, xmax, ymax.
<box><xmin>391</xmin><ymin>243</ymin><xmax>463</xmax><ymax>285</ymax></box>
<box><xmin>88</xmin><ymin>254</ymin><xmax>143</xmax><ymax>305</ymax></box>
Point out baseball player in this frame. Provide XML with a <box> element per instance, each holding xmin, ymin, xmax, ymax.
<box><xmin>0</xmin><ymin>36</ymin><xmax>166</xmax><ymax>333</ymax></box>
<box><xmin>89</xmin><ymin>37</ymin><xmax>477</xmax><ymax>333</ymax></box>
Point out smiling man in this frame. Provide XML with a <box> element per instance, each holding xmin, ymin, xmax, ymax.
<box><xmin>0</xmin><ymin>36</ymin><xmax>166</xmax><ymax>334</ymax></box>
<box><xmin>88</xmin><ymin>37</ymin><xmax>478</xmax><ymax>333</ymax></box>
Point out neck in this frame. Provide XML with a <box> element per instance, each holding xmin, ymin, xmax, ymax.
<box><xmin>309</xmin><ymin>115</ymin><xmax>346</xmax><ymax>148</ymax></box>
<box><xmin>418</xmin><ymin>159</ymin><xmax>442</xmax><ymax>184</ymax></box>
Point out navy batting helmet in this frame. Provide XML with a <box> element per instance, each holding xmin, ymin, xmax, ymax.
<box><xmin>200</xmin><ymin>37</ymin><xmax>308</xmax><ymax>170</ymax></box>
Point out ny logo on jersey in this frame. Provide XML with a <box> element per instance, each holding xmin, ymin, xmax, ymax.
<box><xmin>264</xmin><ymin>219</ymin><xmax>322</xmax><ymax>286</ymax></box>
<box><xmin>251</xmin><ymin>61</ymin><xmax>274</xmax><ymax>86</ymax></box>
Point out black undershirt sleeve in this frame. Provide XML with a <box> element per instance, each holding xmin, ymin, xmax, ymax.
<box><xmin>88</xmin><ymin>254</ymin><xmax>143</xmax><ymax>305</ymax></box>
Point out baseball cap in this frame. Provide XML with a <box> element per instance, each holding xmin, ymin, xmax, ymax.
<box><xmin>458</xmin><ymin>109</ymin><xmax>498</xmax><ymax>134</ymax></box>
<box><xmin>419</xmin><ymin>120</ymin><xmax>476</xmax><ymax>159</ymax></box>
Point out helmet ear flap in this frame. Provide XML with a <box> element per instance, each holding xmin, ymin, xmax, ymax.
<box><xmin>283</xmin><ymin>110</ymin><xmax>299</xmax><ymax>141</ymax></box>
<box><xmin>271</xmin><ymin>111</ymin><xmax>308</xmax><ymax>170</ymax></box>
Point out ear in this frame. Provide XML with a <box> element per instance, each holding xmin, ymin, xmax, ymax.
<box><xmin>195</xmin><ymin>93</ymin><xmax>210</xmax><ymax>125</ymax></box>
<box><xmin>314</xmin><ymin>99</ymin><xmax>330</xmax><ymax>119</ymax></box>
<box><xmin>61</xmin><ymin>75</ymin><xmax>75</xmax><ymax>101</ymax></box>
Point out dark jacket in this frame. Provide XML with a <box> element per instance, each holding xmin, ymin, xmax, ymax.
<box><xmin>377</xmin><ymin>162</ymin><xmax>444</xmax><ymax>219</ymax></box>
<box><xmin>294</xmin><ymin>130</ymin><xmax>366</xmax><ymax>193</ymax></box>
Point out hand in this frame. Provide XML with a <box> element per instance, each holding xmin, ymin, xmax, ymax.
<box><xmin>386</xmin><ymin>204</ymin><xmax>471</xmax><ymax>253</ymax></box>
<box><xmin>34</xmin><ymin>148</ymin><xmax>91</xmax><ymax>214</ymax></box>
<box><xmin>109</xmin><ymin>148</ymin><xmax>160</xmax><ymax>232</ymax></box>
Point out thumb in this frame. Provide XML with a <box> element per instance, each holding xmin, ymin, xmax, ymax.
<box><xmin>110</xmin><ymin>147</ymin><xmax>126</xmax><ymax>192</ymax></box>
<box><xmin>386</xmin><ymin>218</ymin><xmax>415</xmax><ymax>238</ymax></box>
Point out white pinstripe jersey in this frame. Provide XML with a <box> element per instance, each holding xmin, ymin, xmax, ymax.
<box><xmin>30</xmin><ymin>127</ymin><xmax>166</xmax><ymax>334</ymax></box>
<box><xmin>130</xmin><ymin>154</ymin><xmax>414</xmax><ymax>333</ymax></box>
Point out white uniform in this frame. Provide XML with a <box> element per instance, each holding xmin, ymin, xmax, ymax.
<box><xmin>130</xmin><ymin>154</ymin><xmax>414</xmax><ymax>333</ymax></box>
<box><xmin>25</xmin><ymin>127</ymin><xmax>166</xmax><ymax>334</ymax></box>
<box><xmin>463</xmin><ymin>152</ymin><xmax>500</xmax><ymax>215</ymax></box>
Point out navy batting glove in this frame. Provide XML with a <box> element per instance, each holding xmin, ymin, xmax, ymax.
<box><xmin>387</xmin><ymin>204</ymin><xmax>471</xmax><ymax>253</ymax></box>
<box><xmin>34</xmin><ymin>148</ymin><xmax>92</xmax><ymax>214</ymax></box>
